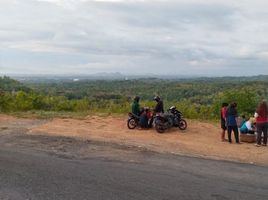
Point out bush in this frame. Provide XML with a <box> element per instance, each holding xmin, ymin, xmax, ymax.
<box><xmin>212</xmin><ymin>88</ymin><xmax>259</xmax><ymax>118</ymax></box>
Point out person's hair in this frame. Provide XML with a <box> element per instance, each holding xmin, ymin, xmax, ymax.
<box><xmin>222</xmin><ymin>102</ymin><xmax>228</xmax><ymax>107</ymax></box>
<box><xmin>256</xmin><ymin>100</ymin><xmax>268</xmax><ymax>117</ymax></box>
<box><xmin>230</xmin><ymin>102</ymin><xmax>237</xmax><ymax>108</ymax></box>
<box><xmin>249</xmin><ymin>117</ymin><xmax>256</xmax><ymax>124</ymax></box>
<box><xmin>227</xmin><ymin>102</ymin><xmax>237</xmax><ymax>116</ymax></box>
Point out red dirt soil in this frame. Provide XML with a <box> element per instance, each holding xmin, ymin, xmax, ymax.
<box><xmin>25</xmin><ymin>115</ymin><xmax>268</xmax><ymax>165</ymax></box>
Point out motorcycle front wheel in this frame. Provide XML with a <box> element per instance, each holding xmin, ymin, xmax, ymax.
<box><xmin>127</xmin><ymin>118</ymin><xmax>137</xmax><ymax>129</ymax></box>
<box><xmin>155</xmin><ymin>123</ymin><xmax>165</xmax><ymax>133</ymax></box>
<box><xmin>178</xmin><ymin>119</ymin><xmax>187</xmax><ymax>130</ymax></box>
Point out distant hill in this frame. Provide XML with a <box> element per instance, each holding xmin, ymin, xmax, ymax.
<box><xmin>185</xmin><ymin>75</ymin><xmax>268</xmax><ymax>83</ymax></box>
<box><xmin>9</xmin><ymin>73</ymin><xmax>268</xmax><ymax>83</ymax></box>
<box><xmin>0</xmin><ymin>76</ymin><xmax>31</xmax><ymax>92</ymax></box>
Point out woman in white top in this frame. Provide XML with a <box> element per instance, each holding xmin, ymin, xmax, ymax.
<box><xmin>239</xmin><ymin>117</ymin><xmax>256</xmax><ymax>134</ymax></box>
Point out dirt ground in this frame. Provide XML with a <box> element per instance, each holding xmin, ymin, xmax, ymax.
<box><xmin>1</xmin><ymin>114</ymin><xmax>268</xmax><ymax>165</ymax></box>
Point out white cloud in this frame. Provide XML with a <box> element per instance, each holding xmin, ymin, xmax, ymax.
<box><xmin>0</xmin><ymin>0</ymin><xmax>268</xmax><ymax>75</ymax></box>
<box><xmin>258</xmin><ymin>51</ymin><xmax>268</xmax><ymax>60</ymax></box>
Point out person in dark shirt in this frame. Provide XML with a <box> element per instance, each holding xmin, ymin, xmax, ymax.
<box><xmin>131</xmin><ymin>96</ymin><xmax>140</xmax><ymax>116</ymax></box>
<box><xmin>139</xmin><ymin>107</ymin><xmax>151</xmax><ymax>128</ymax></box>
<box><xmin>153</xmin><ymin>96</ymin><xmax>164</xmax><ymax>113</ymax></box>
<box><xmin>226</xmin><ymin>102</ymin><xmax>240</xmax><ymax>144</ymax></box>
<box><xmin>148</xmin><ymin>96</ymin><xmax>164</xmax><ymax>128</ymax></box>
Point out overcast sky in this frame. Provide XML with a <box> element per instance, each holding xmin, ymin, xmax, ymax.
<box><xmin>0</xmin><ymin>0</ymin><xmax>268</xmax><ymax>76</ymax></box>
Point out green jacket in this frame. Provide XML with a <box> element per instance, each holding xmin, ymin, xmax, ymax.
<box><xmin>132</xmin><ymin>101</ymin><xmax>140</xmax><ymax>116</ymax></box>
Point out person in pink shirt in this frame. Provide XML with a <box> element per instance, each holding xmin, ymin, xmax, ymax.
<box><xmin>220</xmin><ymin>103</ymin><xmax>228</xmax><ymax>141</ymax></box>
<box><xmin>254</xmin><ymin>100</ymin><xmax>268</xmax><ymax>147</ymax></box>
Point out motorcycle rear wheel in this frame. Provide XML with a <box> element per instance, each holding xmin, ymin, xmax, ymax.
<box><xmin>178</xmin><ymin>119</ymin><xmax>187</xmax><ymax>130</ymax></box>
<box><xmin>127</xmin><ymin>118</ymin><xmax>137</xmax><ymax>129</ymax></box>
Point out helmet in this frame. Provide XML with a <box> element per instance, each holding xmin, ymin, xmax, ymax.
<box><xmin>134</xmin><ymin>96</ymin><xmax>140</xmax><ymax>102</ymax></box>
<box><xmin>169</xmin><ymin>106</ymin><xmax>176</xmax><ymax>110</ymax></box>
<box><xmin>153</xmin><ymin>96</ymin><xmax>160</xmax><ymax>102</ymax></box>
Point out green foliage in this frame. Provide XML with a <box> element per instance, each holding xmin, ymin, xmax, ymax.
<box><xmin>0</xmin><ymin>76</ymin><xmax>31</xmax><ymax>92</ymax></box>
<box><xmin>0</xmin><ymin>76</ymin><xmax>267</xmax><ymax>120</ymax></box>
<box><xmin>212</xmin><ymin>88</ymin><xmax>259</xmax><ymax>118</ymax></box>
<box><xmin>0</xmin><ymin>92</ymin><xmax>13</xmax><ymax>112</ymax></box>
<box><xmin>173</xmin><ymin>101</ymin><xmax>214</xmax><ymax>120</ymax></box>
<box><xmin>14</xmin><ymin>91</ymin><xmax>34</xmax><ymax>111</ymax></box>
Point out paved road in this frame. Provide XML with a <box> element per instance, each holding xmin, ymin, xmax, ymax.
<box><xmin>0</xmin><ymin>120</ymin><xmax>268</xmax><ymax>200</ymax></box>
<box><xmin>1</xmin><ymin>140</ymin><xmax>268</xmax><ymax>200</ymax></box>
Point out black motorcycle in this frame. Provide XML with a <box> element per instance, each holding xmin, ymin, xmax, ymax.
<box><xmin>127</xmin><ymin>107</ymin><xmax>153</xmax><ymax>129</ymax></box>
<box><xmin>168</xmin><ymin>106</ymin><xmax>187</xmax><ymax>130</ymax></box>
<box><xmin>154</xmin><ymin>106</ymin><xmax>187</xmax><ymax>133</ymax></box>
<box><xmin>127</xmin><ymin>112</ymin><xmax>140</xmax><ymax>129</ymax></box>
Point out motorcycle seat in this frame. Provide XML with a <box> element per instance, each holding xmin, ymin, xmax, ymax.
<box><xmin>128</xmin><ymin>112</ymin><xmax>140</xmax><ymax>119</ymax></box>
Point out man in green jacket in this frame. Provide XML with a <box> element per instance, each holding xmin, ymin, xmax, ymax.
<box><xmin>132</xmin><ymin>96</ymin><xmax>140</xmax><ymax>116</ymax></box>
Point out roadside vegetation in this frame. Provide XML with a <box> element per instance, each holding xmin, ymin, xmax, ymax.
<box><xmin>0</xmin><ymin>76</ymin><xmax>267</xmax><ymax>119</ymax></box>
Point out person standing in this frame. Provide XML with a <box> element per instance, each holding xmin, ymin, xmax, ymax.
<box><xmin>132</xmin><ymin>96</ymin><xmax>140</xmax><ymax>116</ymax></box>
<box><xmin>153</xmin><ymin>96</ymin><xmax>164</xmax><ymax>114</ymax></box>
<box><xmin>220</xmin><ymin>103</ymin><xmax>228</xmax><ymax>141</ymax></box>
<box><xmin>226</xmin><ymin>102</ymin><xmax>240</xmax><ymax>144</ymax></box>
<box><xmin>254</xmin><ymin>100</ymin><xmax>268</xmax><ymax>147</ymax></box>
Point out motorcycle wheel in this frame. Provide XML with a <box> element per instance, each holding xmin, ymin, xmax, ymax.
<box><xmin>178</xmin><ymin>119</ymin><xmax>187</xmax><ymax>130</ymax></box>
<box><xmin>155</xmin><ymin>123</ymin><xmax>165</xmax><ymax>133</ymax></box>
<box><xmin>127</xmin><ymin>118</ymin><xmax>137</xmax><ymax>129</ymax></box>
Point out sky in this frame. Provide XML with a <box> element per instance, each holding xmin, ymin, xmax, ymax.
<box><xmin>0</xmin><ymin>0</ymin><xmax>268</xmax><ymax>76</ymax></box>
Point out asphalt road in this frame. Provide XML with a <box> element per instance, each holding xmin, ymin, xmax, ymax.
<box><xmin>0</xmin><ymin>119</ymin><xmax>268</xmax><ymax>200</ymax></box>
<box><xmin>0</xmin><ymin>139</ymin><xmax>268</xmax><ymax>200</ymax></box>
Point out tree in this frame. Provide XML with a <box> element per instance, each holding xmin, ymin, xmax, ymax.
<box><xmin>212</xmin><ymin>88</ymin><xmax>259</xmax><ymax>118</ymax></box>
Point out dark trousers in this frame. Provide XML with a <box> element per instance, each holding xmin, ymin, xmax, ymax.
<box><xmin>256</xmin><ymin>122</ymin><xmax>268</xmax><ymax>145</ymax></box>
<box><xmin>228</xmin><ymin>126</ymin><xmax>239</xmax><ymax>143</ymax></box>
<box><xmin>139</xmin><ymin>114</ymin><xmax>148</xmax><ymax>128</ymax></box>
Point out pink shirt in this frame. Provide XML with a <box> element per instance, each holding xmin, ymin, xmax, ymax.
<box><xmin>221</xmin><ymin>107</ymin><xmax>227</xmax><ymax>119</ymax></box>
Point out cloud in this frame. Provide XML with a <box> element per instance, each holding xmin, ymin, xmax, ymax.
<box><xmin>0</xmin><ymin>0</ymin><xmax>268</xmax><ymax>76</ymax></box>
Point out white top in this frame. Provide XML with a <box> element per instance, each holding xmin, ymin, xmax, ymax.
<box><xmin>245</xmin><ymin>121</ymin><xmax>253</xmax><ymax>131</ymax></box>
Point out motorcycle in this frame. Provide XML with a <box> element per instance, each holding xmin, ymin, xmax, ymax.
<box><xmin>127</xmin><ymin>107</ymin><xmax>153</xmax><ymax>129</ymax></box>
<box><xmin>168</xmin><ymin>106</ymin><xmax>187</xmax><ymax>130</ymax></box>
<box><xmin>154</xmin><ymin>106</ymin><xmax>187</xmax><ymax>133</ymax></box>
<box><xmin>154</xmin><ymin>113</ymin><xmax>174</xmax><ymax>133</ymax></box>
<box><xmin>127</xmin><ymin>112</ymin><xmax>140</xmax><ymax>129</ymax></box>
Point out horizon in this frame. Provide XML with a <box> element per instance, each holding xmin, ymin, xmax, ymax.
<box><xmin>1</xmin><ymin>0</ymin><xmax>268</xmax><ymax>76</ymax></box>
<box><xmin>1</xmin><ymin>72</ymin><xmax>267</xmax><ymax>79</ymax></box>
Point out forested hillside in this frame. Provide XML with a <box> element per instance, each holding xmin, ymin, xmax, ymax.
<box><xmin>0</xmin><ymin>76</ymin><xmax>31</xmax><ymax>93</ymax></box>
<box><xmin>0</xmin><ymin>76</ymin><xmax>267</xmax><ymax>119</ymax></box>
